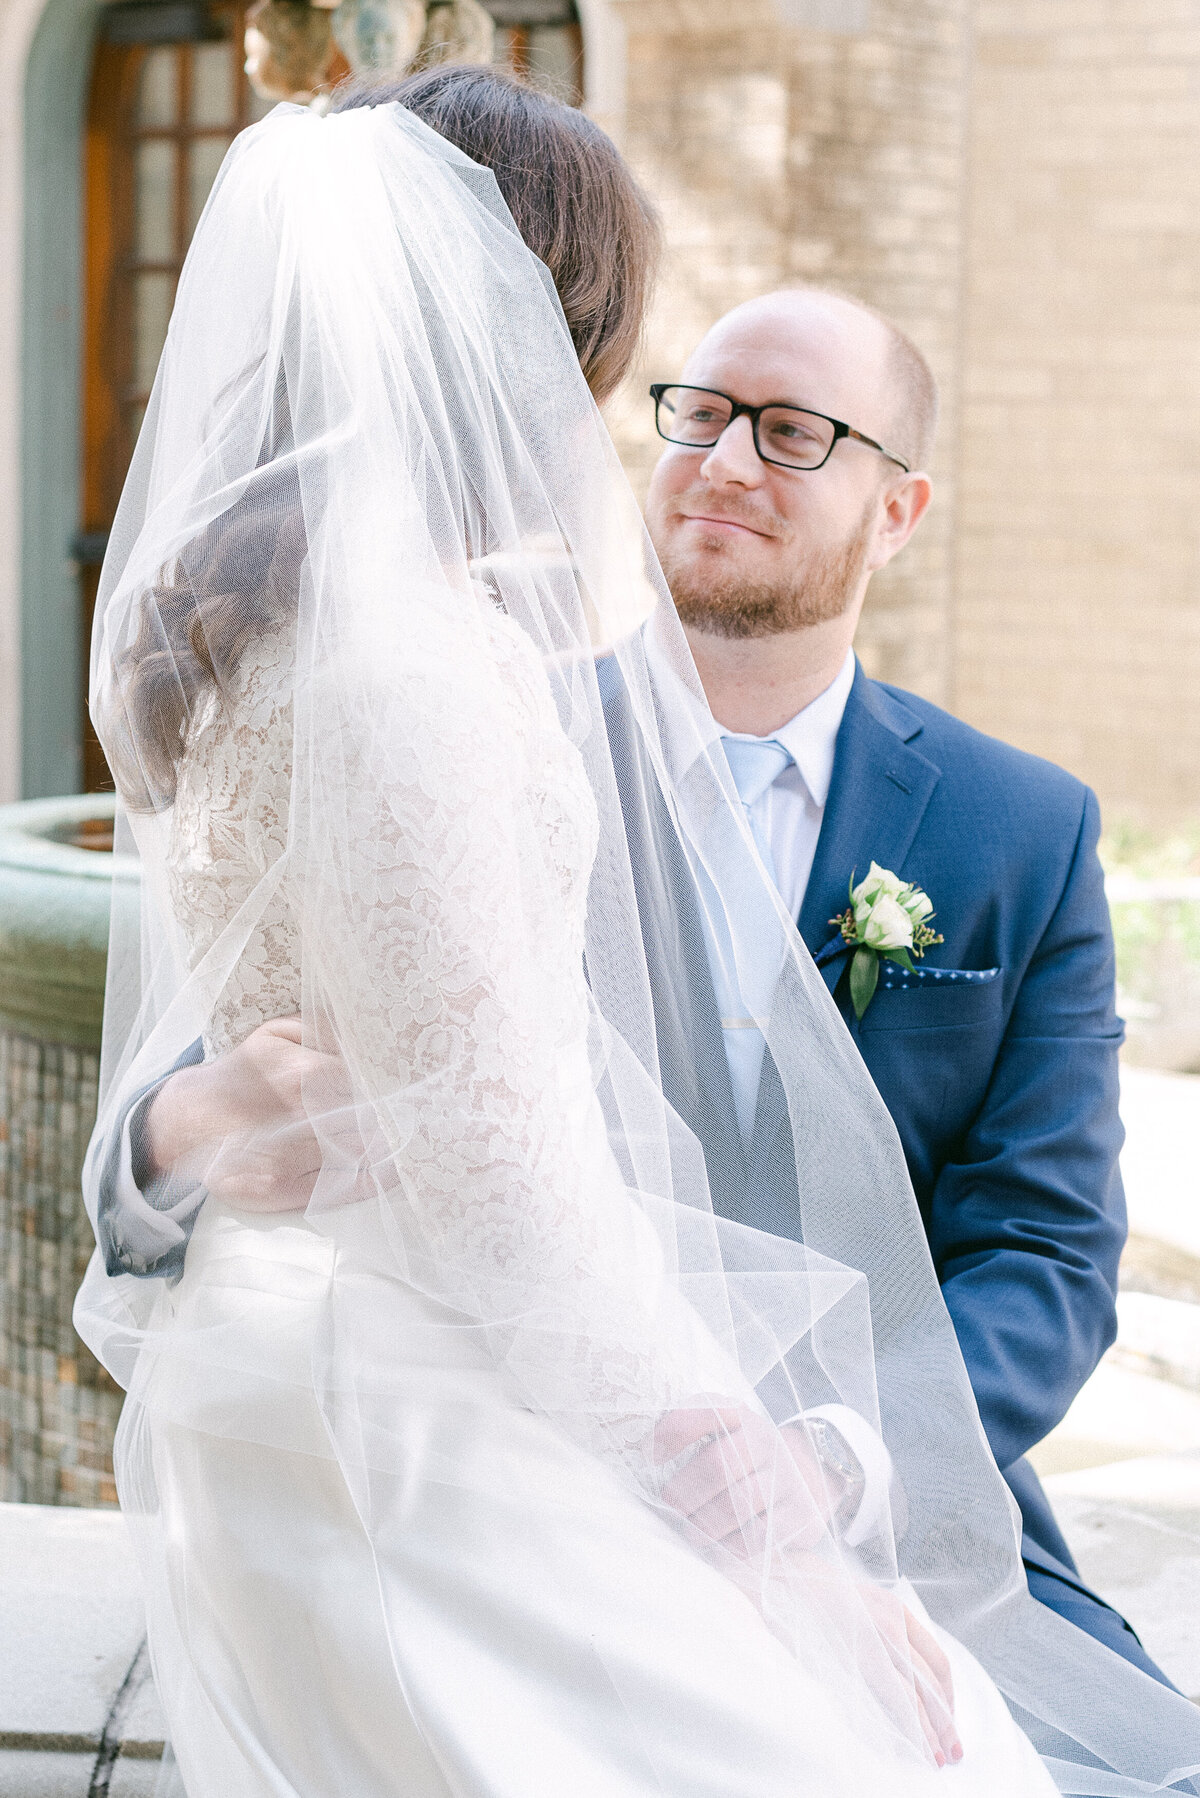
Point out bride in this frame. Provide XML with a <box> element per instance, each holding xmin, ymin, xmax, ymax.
<box><xmin>77</xmin><ymin>66</ymin><xmax>1200</xmax><ymax>1797</ymax></box>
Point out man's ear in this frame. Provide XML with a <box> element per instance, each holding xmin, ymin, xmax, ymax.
<box><xmin>866</xmin><ymin>472</ymin><xmax>933</xmax><ymax>572</ymax></box>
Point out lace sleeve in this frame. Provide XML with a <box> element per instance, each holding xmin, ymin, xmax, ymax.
<box><xmin>306</xmin><ymin>608</ymin><xmax>737</xmax><ymax>1460</ymax></box>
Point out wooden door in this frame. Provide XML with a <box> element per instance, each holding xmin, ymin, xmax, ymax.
<box><xmin>491</xmin><ymin>0</ymin><xmax>582</xmax><ymax>101</ymax></box>
<box><xmin>79</xmin><ymin>2</ymin><xmax>271</xmax><ymax>790</ymax></box>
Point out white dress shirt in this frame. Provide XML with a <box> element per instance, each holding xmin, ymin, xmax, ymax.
<box><xmin>719</xmin><ymin>648</ymin><xmax>856</xmax><ymax>924</ymax></box>
<box><xmin>706</xmin><ymin>650</ymin><xmax>855</xmax><ymax>1145</ymax></box>
<box><xmin>640</xmin><ymin>635</ymin><xmax>857</xmax><ymax>1143</ymax></box>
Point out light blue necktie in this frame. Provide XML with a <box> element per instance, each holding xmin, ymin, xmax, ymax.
<box><xmin>706</xmin><ymin>735</ymin><xmax>794</xmax><ymax>1141</ymax></box>
<box><xmin>720</xmin><ymin>736</ymin><xmax>793</xmax><ymax>883</ymax></box>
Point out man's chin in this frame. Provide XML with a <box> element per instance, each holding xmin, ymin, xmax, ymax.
<box><xmin>659</xmin><ymin>522</ymin><xmax>868</xmax><ymax>639</ymax></box>
<box><xmin>659</xmin><ymin>539</ymin><xmax>773</xmax><ymax>594</ymax></box>
<box><xmin>669</xmin><ymin>575</ymin><xmax>857</xmax><ymax>640</ymax></box>
<box><xmin>671</xmin><ymin>586</ymin><xmax>794</xmax><ymax>640</ymax></box>
<box><xmin>676</xmin><ymin>611</ymin><xmax>788</xmax><ymax>642</ymax></box>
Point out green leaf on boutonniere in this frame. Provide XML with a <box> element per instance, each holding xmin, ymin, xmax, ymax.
<box><xmin>850</xmin><ymin>946</ymin><xmax>879</xmax><ymax>1021</ymax></box>
<box><xmin>830</xmin><ymin>865</ymin><xmax>943</xmax><ymax>1018</ymax></box>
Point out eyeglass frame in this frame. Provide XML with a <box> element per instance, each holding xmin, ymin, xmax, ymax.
<box><xmin>649</xmin><ymin>382</ymin><xmax>911</xmax><ymax>475</ymax></box>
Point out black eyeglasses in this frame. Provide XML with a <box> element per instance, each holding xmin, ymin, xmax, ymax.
<box><xmin>650</xmin><ymin>384</ymin><xmax>910</xmax><ymax>475</ymax></box>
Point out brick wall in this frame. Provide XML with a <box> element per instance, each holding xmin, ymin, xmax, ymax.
<box><xmin>777</xmin><ymin>0</ymin><xmax>972</xmax><ymax>700</ymax></box>
<box><xmin>597</xmin><ymin>0</ymin><xmax>1199</xmax><ymax>828</ymax></box>
<box><xmin>954</xmin><ymin>2</ymin><xmax>1200</xmax><ymax>826</ymax></box>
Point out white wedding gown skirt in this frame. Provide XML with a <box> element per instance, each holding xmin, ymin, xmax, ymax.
<box><xmin>120</xmin><ymin>1200</ymin><xmax>1055</xmax><ymax>1798</ymax></box>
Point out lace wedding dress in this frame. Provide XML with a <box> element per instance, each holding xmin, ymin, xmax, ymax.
<box><xmin>117</xmin><ymin>614</ymin><xmax>1054</xmax><ymax>1798</ymax></box>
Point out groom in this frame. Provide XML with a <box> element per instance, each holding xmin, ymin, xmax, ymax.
<box><xmin>94</xmin><ymin>285</ymin><xmax>1155</xmax><ymax>1682</ymax></box>
<box><xmin>620</xmin><ymin>285</ymin><xmax>1149</xmax><ymax>1678</ymax></box>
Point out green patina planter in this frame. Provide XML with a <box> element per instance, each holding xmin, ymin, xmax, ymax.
<box><xmin>0</xmin><ymin>794</ymin><xmax>136</xmax><ymax>1506</ymax></box>
<box><xmin>0</xmin><ymin>794</ymin><xmax>134</xmax><ymax>1049</ymax></box>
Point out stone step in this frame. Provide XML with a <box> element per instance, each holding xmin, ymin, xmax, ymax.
<box><xmin>0</xmin><ymin>1502</ymin><xmax>166</xmax><ymax>1795</ymax></box>
<box><xmin>2</xmin><ymin>1436</ymin><xmax>1198</xmax><ymax>1794</ymax></box>
<box><xmin>1046</xmin><ymin>1449</ymin><xmax>1200</xmax><ymax>1702</ymax></box>
<box><xmin>0</xmin><ymin>1753</ymin><xmax>159</xmax><ymax>1797</ymax></box>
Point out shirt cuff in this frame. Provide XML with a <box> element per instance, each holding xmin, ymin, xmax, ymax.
<box><xmin>807</xmin><ymin>1402</ymin><xmax>905</xmax><ymax>1548</ymax></box>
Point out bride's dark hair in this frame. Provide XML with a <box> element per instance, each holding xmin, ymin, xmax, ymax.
<box><xmin>112</xmin><ymin>68</ymin><xmax>660</xmax><ymax>808</ymax></box>
<box><xmin>335</xmin><ymin>65</ymin><xmax>659</xmax><ymax>406</ymax></box>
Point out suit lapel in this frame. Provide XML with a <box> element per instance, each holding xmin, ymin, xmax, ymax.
<box><xmin>747</xmin><ymin>668</ymin><xmax>942</xmax><ymax>1180</ymax></box>
<box><xmin>798</xmin><ymin>666</ymin><xmax>942</xmax><ymax>991</ymax></box>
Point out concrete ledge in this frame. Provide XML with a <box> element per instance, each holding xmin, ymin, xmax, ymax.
<box><xmin>0</xmin><ymin>796</ymin><xmax>135</xmax><ymax>1050</ymax></box>
<box><xmin>0</xmin><ymin>1502</ymin><xmax>165</xmax><ymax>1792</ymax></box>
<box><xmin>0</xmin><ymin>1753</ymin><xmax>159</xmax><ymax>1797</ymax></box>
<box><xmin>4</xmin><ymin>1442</ymin><xmax>1198</xmax><ymax>1795</ymax></box>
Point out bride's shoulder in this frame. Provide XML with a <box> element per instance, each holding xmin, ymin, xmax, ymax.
<box><xmin>312</xmin><ymin>594</ymin><xmax>556</xmax><ymax>736</ymax></box>
<box><xmin>231</xmin><ymin>626</ymin><xmax>297</xmax><ymax>712</ymax></box>
<box><xmin>175</xmin><ymin>627</ymin><xmax>296</xmax><ymax>801</ymax></box>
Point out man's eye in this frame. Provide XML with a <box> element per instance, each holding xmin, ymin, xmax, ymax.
<box><xmin>686</xmin><ymin>407</ymin><xmax>721</xmax><ymax>424</ymax></box>
<box><xmin>770</xmin><ymin>419</ymin><xmax>818</xmax><ymax>443</ymax></box>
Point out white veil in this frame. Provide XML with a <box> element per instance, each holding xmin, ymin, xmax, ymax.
<box><xmin>74</xmin><ymin>101</ymin><xmax>1200</xmax><ymax>1795</ymax></box>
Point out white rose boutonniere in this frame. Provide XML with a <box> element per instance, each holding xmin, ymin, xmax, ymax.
<box><xmin>829</xmin><ymin>862</ymin><xmax>944</xmax><ymax>1020</ymax></box>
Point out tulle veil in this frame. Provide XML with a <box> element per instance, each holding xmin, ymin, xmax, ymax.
<box><xmin>72</xmin><ymin>98</ymin><xmax>1200</xmax><ymax>1794</ymax></box>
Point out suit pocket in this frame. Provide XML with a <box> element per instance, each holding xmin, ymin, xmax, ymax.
<box><xmin>858</xmin><ymin>964</ymin><xmax>1002</xmax><ymax>1033</ymax></box>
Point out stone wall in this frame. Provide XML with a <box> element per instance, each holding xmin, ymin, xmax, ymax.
<box><xmin>0</xmin><ymin>796</ymin><xmax>125</xmax><ymax>1507</ymax></box>
<box><xmin>954</xmin><ymin>1</ymin><xmax>1200</xmax><ymax>827</ymax></box>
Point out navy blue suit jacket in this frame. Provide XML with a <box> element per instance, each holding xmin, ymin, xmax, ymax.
<box><xmin>595</xmin><ymin>652</ymin><xmax>1127</xmax><ymax>1591</ymax></box>
<box><xmin>798</xmin><ymin>663</ymin><xmax>1126</xmax><ymax>1571</ymax></box>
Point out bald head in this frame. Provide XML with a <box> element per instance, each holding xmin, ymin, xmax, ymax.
<box><xmin>684</xmin><ymin>288</ymin><xmax>938</xmax><ymax>474</ymax></box>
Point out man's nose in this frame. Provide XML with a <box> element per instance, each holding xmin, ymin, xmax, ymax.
<box><xmin>698</xmin><ymin>414</ymin><xmax>765</xmax><ymax>488</ymax></box>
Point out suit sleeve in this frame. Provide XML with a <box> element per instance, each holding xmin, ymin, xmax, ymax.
<box><xmin>89</xmin><ymin>1038</ymin><xmax>206</xmax><ymax>1278</ymax></box>
<box><xmin>929</xmin><ymin>789</ymin><xmax>1126</xmax><ymax>1473</ymax></box>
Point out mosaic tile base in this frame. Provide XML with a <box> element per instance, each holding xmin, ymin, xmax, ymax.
<box><xmin>0</xmin><ymin>1029</ymin><xmax>120</xmax><ymax>1505</ymax></box>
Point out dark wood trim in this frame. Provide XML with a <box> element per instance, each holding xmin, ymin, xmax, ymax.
<box><xmin>80</xmin><ymin>4</ymin><xmax>260</xmax><ymax>791</ymax></box>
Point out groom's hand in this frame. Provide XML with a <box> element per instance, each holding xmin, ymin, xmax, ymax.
<box><xmin>652</xmin><ymin>1404</ymin><xmax>961</xmax><ymax>1769</ymax></box>
<box><xmin>654</xmin><ymin>1405</ymin><xmax>833</xmax><ymax>1553</ymax></box>
<box><xmin>144</xmin><ymin>1017</ymin><xmax>358</xmax><ymax>1211</ymax></box>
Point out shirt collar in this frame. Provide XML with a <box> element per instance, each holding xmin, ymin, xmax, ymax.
<box><xmin>768</xmin><ymin>647</ymin><xmax>855</xmax><ymax>809</ymax></box>
<box><xmin>640</xmin><ymin>613</ymin><xmax>855</xmax><ymax>807</ymax></box>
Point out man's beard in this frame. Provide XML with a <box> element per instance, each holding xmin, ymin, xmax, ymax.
<box><xmin>659</xmin><ymin>497</ymin><xmax>875</xmax><ymax>641</ymax></box>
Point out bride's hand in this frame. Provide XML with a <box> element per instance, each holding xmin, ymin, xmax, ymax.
<box><xmin>146</xmin><ymin>1017</ymin><xmax>361</xmax><ymax>1210</ymax></box>
<box><xmin>854</xmin><ymin>1580</ymin><xmax>962</xmax><ymax>1769</ymax></box>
